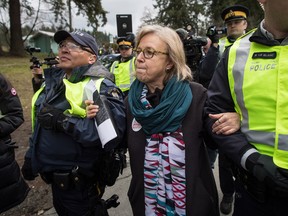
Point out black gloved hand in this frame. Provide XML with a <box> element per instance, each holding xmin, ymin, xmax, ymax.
<box><xmin>252</xmin><ymin>154</ymin><xmax>288</xmax><ymax>194</ymax></box>
<box><xmin>21</xmin><ymin>157</ymin><xmax>38</xmax><ymax>181</ymax></box>
<box><xmin>206</xmin><ymin>25</ymin><xmax>219</xmax><ymax>43</ymax></box>
<box><xmin>37</xmin><ymin>103</ymin><xmax>67</xmax><ymax>131</ymax></box>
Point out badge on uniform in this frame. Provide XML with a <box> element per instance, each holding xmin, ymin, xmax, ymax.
<box><xmin>109</xmin><ymin>88</ymin><xmax>120</xmax><ymax>99</ymax></box>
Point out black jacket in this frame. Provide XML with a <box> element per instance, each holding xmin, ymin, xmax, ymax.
<box><xmin>126</xmin><ymin>82</ymin><xmax>219</xmax><ymax>216</ymax></box>
<box><xmin>0</xmin><ymin>73</ymin><xmax>29</xmax><ymax>213</ymax></box>
<box><xmin>199</xmin><ymin>46</ymin><xmax>220</xmax><ymax>89</ymax></box>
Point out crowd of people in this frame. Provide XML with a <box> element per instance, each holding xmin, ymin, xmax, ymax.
<box><xmin>2</xmin><ymin>0</ymin><xmax>288</xmax><ymax>215</ymax></box>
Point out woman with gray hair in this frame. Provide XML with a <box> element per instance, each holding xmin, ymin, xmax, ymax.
<box><xmin>86</xmin><ymin>24</ymin><xmax>240</xmax><ymax>215</ymax></box>
<box><xmin>125</xmin><ymin>24</ymin><xmax>219</xmax><ymax>215</ymax></box>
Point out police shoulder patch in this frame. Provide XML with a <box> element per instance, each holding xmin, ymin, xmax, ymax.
<box><xmin>109</xmin><ymin>88</ymin><xmax>120</xmax><ymax>99</ymax></box>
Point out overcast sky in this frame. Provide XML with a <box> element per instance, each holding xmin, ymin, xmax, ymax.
<box><xmin>73</xmin><ymin>0</ymin><xmax>155</xmax><ymax>36</ymax></box>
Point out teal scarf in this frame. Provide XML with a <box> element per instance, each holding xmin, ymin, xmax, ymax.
<box><xmin>128</xmin><ymin>76</ymin><xmax>192</xmax><ymax>135</ymax></box>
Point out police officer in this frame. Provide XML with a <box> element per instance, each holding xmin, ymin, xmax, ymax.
<box><xmin>21</xmin><ymin>30</ymin><xmax>126</xmax><ymax>216</ymax></box>
<box><xmin>200</xmin><ymin>5</ymin><xmax>250</xmax><ymax>215</ymax></box>
<box><xmin>205</xmin><ymin>0</ymin><xmax>288</xmax><ymax>215</ymax></box>
<box><xmin>110</xmin><ymin>33</ymin><xmax>136</xmax><ymax>97</ymax></box>
<box><xmin>0</xmin><ymin>73</ymin><xmax>29</xmax><ymax>213</ymax></box>
<box><xmin>200</xmin><ymin>4</ymin><xmax>249</xmax><ymax>88</ymax></box>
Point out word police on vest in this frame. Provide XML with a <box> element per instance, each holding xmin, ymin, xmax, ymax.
<box><xmin>250</xmin><ymin>63</ymin><xmax>276</xmax><ymax>72</ymax></box>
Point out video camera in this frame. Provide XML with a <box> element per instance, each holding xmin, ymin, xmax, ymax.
<box><xmin>25</xmin><ymin>46</ymin><xmax>59</xmax><ymax>69</ymax></box>
<box><xmin>182</xmin><ymin>35</ymin><xmax>208</xmax><ymax>71</ymax></box>
<box><xmin>176</xmin><ymin>28</ymin><xmax>208</xmax><ymax>82</ymax></box>
<box><xmin>206</xmin><ymin>26</ymin><xmax>227</xmax><ymax>37</ymax></box>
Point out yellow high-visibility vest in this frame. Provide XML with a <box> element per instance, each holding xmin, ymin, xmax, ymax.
<box><xmin>228</xmin><ymin>29</ymin><xmax>288</xmax><ymax>169</ymax></box>
<box><xmin>31</xmin><ymin>77</ymin><xmax>104</xmax><ymax>131</ymax></box>
<box><xmin>110</xmin><ymin>57</ymin><xmax>135</xmax><ymax>92</ymax></box>
<box><xmin>219</xmin><ymin>37</ymin><xmax>233</xmax><ymax>56</ymax></box>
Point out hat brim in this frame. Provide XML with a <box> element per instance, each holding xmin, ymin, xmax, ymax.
<box><xmin>225</xmin><ymin>17</ymin><xmax>246</xmax><ymax>23</ymax></box>
<box><xmin>119</xmin><ymin>45</ymin><xmax>132</xmax><ymax>49</ymax></box>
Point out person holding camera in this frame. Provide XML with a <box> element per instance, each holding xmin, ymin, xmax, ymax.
<box><xmin>110</xmin><ymin>34</ymin><xmax>136</xmax><ymax>98</ymax></box>
<box><xmin>21</xmin><ymin>30</ymin><xmax>126</xmax><ymax>216</ymax></box>
<box><xmin>0</xmin><ymin>73</ymin><xmax>29</xmax><ymax>213</ymax></box>
<box><xmin>200</xmin><ymin>5</ymin><xmax>249</xmax><ymax>88</ymax></box>
<box><xmin>26</xmin><ymin>46</ymin><xmax>60</xmax><ymax>93</ymax></box>
<box><xmin>205</xmin><ymin>0</ymin><xmax>288</xmax><ymax>215</ymax></box>
<box><xmin>200</xmin><ymin>4</ymin><xmax>250</xmax><ymax>215</ymax></box>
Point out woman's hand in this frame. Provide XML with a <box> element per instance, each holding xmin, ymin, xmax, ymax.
<box><xmin>209</xmin><ymin>112</ymin><xmax>240</xmax><ymax>135</ymax></box>
<box><xmin>85</xmin><ymin>100</ymin><xmax>99</xmax><ymax>118</ymax></box>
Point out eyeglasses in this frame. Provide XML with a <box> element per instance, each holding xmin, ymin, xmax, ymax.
<box><xmin>134</xmin><ymin>47</ymin><xmax>168</xmax><ymax>59</ymax></box>
<box><xmin>58</xmin><ymin>41</ymin><xmax>94</xmax><ymax>54</ymax></box>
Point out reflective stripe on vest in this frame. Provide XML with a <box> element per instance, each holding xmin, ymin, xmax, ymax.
<box><xmin>110</xmin><ymin>57</ymin><xmax>135</xmax><ymax>92</ymax></box>
<box><xmin>228</xmin><ymin>29</ymin><xmax>288</xmax><ymax>169</ymax></box>
<box><xmin>31</xmin><ymin>86</ymin><xmax>45</xmax><ymax>131</ymax></box>
<box><xmin>219</xmin><ymin>37</ymin><xmax>233</xmax><ymax>57</ymax></box>
<box><xmin>31</xmin><ymin>77</ymin><xmax>104</xmax><ymax>131</ymax></box>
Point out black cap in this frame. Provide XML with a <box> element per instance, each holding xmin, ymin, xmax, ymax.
<box><xmin>54</xmin><ymin>30</ymin><xmax>98</xmax><ymax>55</ymax></box>
<box><xmin>221</xmin><ymin>5</ymin><xmax>249</xmax><ymax>23</ymax></box>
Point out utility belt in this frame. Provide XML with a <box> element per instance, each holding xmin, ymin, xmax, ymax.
<box><xmin>41</xmin><ymin>166</ymin><xmax>100</xmax><ymax>192</ymax></box>
<box><xmin>234</xmin><ymin>166</ymin><xmax>288</xmax><ymax>203</ymax></box>
<box><xmin>41</xmin><ymin>167</ymin><xmax>120</xmax><ymax>215</ymax></box>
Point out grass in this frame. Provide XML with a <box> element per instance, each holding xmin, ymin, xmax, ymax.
<box><xmin>0</xmin><ymin>56</ymin><xmax>33</xmax><ymax>109</ymax></box>
<box><xmin>0</xmin><ymin>54</ymin><xmax>51</xmax><ymax>121</ymax></box>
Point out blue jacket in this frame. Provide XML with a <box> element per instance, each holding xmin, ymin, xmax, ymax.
<box><xmin>25</xmin><ymin>61</ymin><xmax>126</xmax><ymax>174</ymax></box>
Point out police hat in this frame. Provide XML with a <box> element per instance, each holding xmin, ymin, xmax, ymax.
<box><xmin>221</xmin><ymin>5</ymin><xmax>249</xmax><ymax>23</ymax></box>
<box><xmin>54</xmin><ymin>30</ymin><xmax>98</xmax><ymax>55</ymax></box>
<box><xmin>117</xmin><ymin>38</ymin><xmax>132</xmax><ymax>47</ymax></box>
<box><xmin>117</xmin><ymin>33</ymin><xmax>135</xmax><ymax>48</ymax></box>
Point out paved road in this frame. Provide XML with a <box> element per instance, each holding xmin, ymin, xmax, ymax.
<box><xmin>44</xmin><ymin>155</ymin><xmax>233</xmax><ymax>216</ymax></box>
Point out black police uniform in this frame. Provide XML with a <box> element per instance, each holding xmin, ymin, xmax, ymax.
<box><xmin>23</xmin><ymin>63</ymin><xmax>126</xmax><ymax>216</ymax></box>
<box><xmin>200</xmin><ymin>5</ymin><xmax>249</xmax><ymax>215</ymax></box>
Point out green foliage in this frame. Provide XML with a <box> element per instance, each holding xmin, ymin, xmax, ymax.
<box><xmin>94</xmin><ymin>31</ymin><xmax>110</xmax><ymax>46</ymax></box>
<box><xmin>150</xmin><ymin>0</ymin><xmax>264</xmax><ymax>36</ymax></box>
<box><xmin>43</xmin><ymin>0</ymin><xmax>108</xmax><ymax>31</ymax></box>
<box><xmin>153</xmin><ymin>0</ymin><xmax>213</xmax><ymax>35</ymax></box>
